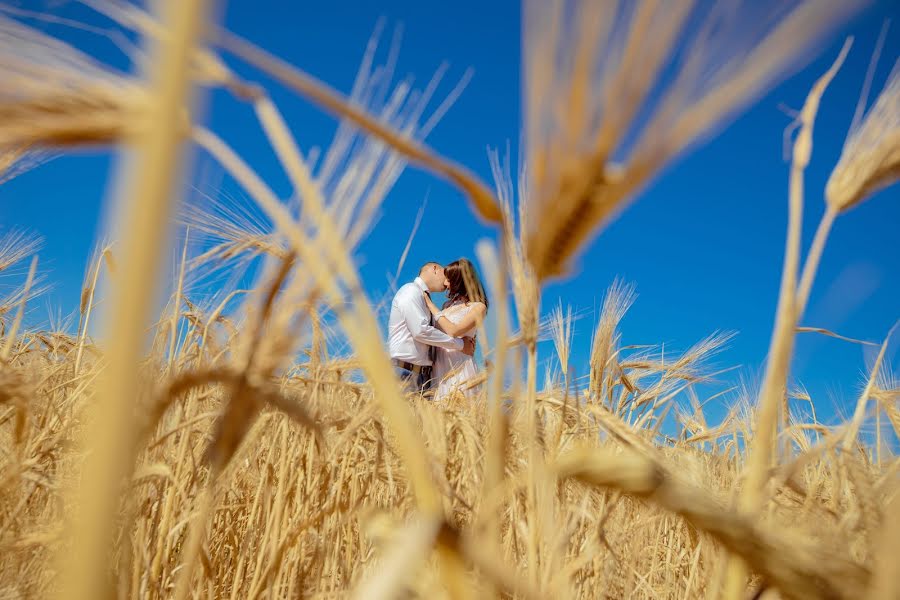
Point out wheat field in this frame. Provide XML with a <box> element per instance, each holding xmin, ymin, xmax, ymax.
<box><xmin>1</xmin><ymin>1</ymin><xmax>899</xmax><ymax>599</ymax></box>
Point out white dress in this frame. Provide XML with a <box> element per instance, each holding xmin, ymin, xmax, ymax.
<box><xmin>432</xmin><ymin>302</ymin><xmax>481</xmax><ymax>402</ymax></box>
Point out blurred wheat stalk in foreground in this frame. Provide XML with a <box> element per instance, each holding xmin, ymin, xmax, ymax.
<box><xmin>1</xmin><ymin>1</ymin><xmax>899</xmax><ymax>599</ymax></box>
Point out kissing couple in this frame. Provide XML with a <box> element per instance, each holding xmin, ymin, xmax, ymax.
<box><xmin>387</xmin><ymin>258</ymin><xmax>489</xmax><ymax>402</ymax></box>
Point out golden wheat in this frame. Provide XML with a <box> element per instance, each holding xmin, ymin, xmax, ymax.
<box><xmin>0</xmin><ymin>3</ymin><xmax>898</xmax><ymax>600</ymax></box>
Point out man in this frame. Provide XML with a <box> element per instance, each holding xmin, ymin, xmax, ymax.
<box><xmin>388</xmin><ymin>262</ymin><xmax>476</xmax><ymax>393</ymax></box>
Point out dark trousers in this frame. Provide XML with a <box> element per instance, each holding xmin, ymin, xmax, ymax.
<box><xmin>396</xmin><ymin>366</ymin><xmax>434</xmax><ymax>394</ymax></box>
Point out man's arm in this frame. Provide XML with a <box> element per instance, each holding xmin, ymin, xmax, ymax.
<box><xmin>399</xmin><ymin>290</ymin><xmax>464</xmax><ymax>351</ymax></box>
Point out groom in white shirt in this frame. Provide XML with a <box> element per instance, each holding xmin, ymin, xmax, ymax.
<box><xmin>388</xmin><ymin>262</ymin><xmax>475</xmax><ymax>392</ymax></box>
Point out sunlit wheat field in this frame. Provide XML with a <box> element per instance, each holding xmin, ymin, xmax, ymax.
<box><xmin>1</xmin><ymin>1</ymin><xmax>899</xmax><ymax>599</ymax></box>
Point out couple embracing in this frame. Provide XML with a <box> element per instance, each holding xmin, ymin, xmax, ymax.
<box><xmin>387</xmin><ymin>258</ymin><xmax>489</xmax><ymax>402</ymax></box>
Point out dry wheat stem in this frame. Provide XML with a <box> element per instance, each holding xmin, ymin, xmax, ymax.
<box><xmin>738</xmin><ymin>39</ymin><xmax>851</xmax><ymax>512</ymax></box>
<box><xmin>842</xmin><ymin>322</ymin><xmax>899</xmax><ymax>451</ymax></box>
<box><xmin>556</xmin><ymin>446</ymin><xmax>869</xmax><ymax>600</ymax></box>
<box><xmin>215</xmin><ymin>30</ymin><xmax>502</xmax><ymax>224</ymax></box>
<box><xmin>239</xmin><ymin>94</ymin><xmax>447</xmax><ymax>517</ymax></box>
<box><xmin>166</xmin><ymin>230</ymin><xmax>191</xmax><ymax>373</ymax></box>
<box><xmin>795</xmin><ymin>325</ymin><xmax>879</xmax><ymax>347</ymax></box>
<box><xmin>0</xmin><ymin>256</ymin><xmax>37</xmax><ymax>363</ymax></box>
<box><xmin>250</xmin><ymin>91</ymin><xmax>474</xmax><ymax>590</ymax></box>
<box><xmin>796</xmin><ymin>207</ymin><xmax>837</xmax><ymax>317</ymax></box>
<box><xmin>73</xmin><ymin>245</ymin><xmax>112</xmax><ymax>374</ymax></box>
<box><xmin>726</xmin><ymin>40</ymin><xmax>854</xmax><ymax>585</ymax></box>
<box><xmin>55</xmin><ymin>1</ymin><xmax>208</xmax><ymax>599</ymax></box>
<box><xmin>474</xmin><ymin>238</ymin><xmax>511</xmax><ymax>597</ymax></box>
<box><xmin>191</xmin><ymin>126</ymin><xmax>442</xmax><ymax>515</ymax></box>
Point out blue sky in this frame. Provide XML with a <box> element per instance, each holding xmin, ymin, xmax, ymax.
<box><xmin>2</xmin><ymin>0</ymin><xmax>898</xmax><ymax>426</ymax></box>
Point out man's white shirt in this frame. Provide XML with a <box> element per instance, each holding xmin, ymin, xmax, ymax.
<box><xmin>388</xmin><ymin>277</ymin><xmax>463</xmax><ymax>365</ymax></box>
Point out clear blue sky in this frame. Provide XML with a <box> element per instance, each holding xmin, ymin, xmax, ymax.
<box><xmin>2</xmin><ymin>1</ymin><xmax>898</xmax><ymax>426</ymax></box>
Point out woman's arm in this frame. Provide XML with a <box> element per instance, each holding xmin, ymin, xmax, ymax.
<box><xmin>434</xmin><ymin>302</ymin><xmax>486</xmax><ymax>337</ymax></box>
<box><xmin>402</xmin><ymin>292</ymin><xmax>463</xmax><ymax>351</ymax></box>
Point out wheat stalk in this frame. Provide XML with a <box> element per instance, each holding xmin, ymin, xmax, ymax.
<box><xmin>55</xmin><ymin>1</ymin><xmax>208</xmax><ymax>599</ymax></box>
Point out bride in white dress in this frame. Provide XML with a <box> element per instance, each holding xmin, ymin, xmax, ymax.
<box><xmin>423</xmin><ymin>258</ymin><xmax>488</xmax><ymax>403</ymax></box>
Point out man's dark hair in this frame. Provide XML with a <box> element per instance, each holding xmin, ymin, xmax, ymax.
<box><xmin>419</xmin><ymin>262</ymin><xmax>441</xmax><ymax>275</ymax></box>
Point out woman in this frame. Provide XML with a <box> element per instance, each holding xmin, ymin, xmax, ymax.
<box><xmin>423</xmin><ymin>258</ymin><xmax>489</xmax><ymax>402</ymax></box>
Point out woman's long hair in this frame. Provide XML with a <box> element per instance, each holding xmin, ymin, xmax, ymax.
<box><xmin>443</xmin><ymin>258</ymin><xmax>489</xmax><ymax>310</ymax></box>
